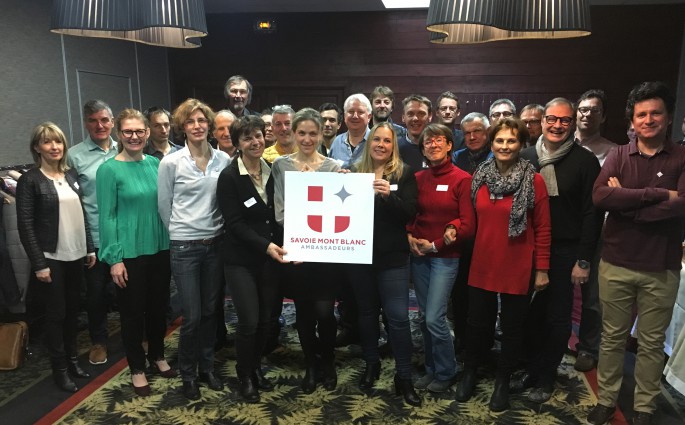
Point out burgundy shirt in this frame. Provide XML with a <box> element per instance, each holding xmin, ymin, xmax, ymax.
<box><xmin>593</xmin><ymin>140</ymin><xmax>685</xmax><ymax>272</ymax></box>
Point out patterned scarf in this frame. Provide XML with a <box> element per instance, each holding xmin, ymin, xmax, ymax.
<box><xmin>535</xmin><ymin>136</ymin><xmax>574</xmax><ymax>197</ymax></box>
<box><xmin>471</xmin><ymin>157</ymin><xmax>537</xmax><ymax>238</ymax></box>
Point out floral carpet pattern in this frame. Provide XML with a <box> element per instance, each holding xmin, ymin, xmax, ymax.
<box><xmin>54</xmin><ymin>307</ymin><xmax>596</xmax><ymax>425</ymax></box>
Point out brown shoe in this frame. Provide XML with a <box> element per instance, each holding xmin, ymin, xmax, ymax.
<box><xmin>89</xmin><ymin>344</ymin><xmax>108</xmax><ymax>365</ymax></box>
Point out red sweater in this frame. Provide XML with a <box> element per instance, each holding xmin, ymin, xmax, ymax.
<box><xmin>469</xmin><ymin>173</ymin><xmax>551</xmax><ymax>295</ymax></box>
<box><xmin>407</xmin><ymin>159</ymin><xmax>475</xmax><ymax>258</ymax></box>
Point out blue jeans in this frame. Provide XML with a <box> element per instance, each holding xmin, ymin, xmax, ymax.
<box><xmin>349</xmin><ymin>262</ymin><xmax>413</xmax><ymax>379</ymax></box>
<box><xmin>411</xmin><ymin>256</ymin><xmax>459</xmax><ymax>380</ymax></box>
<box><xmin>170</xmin><ymin>240</ymin><xmax>223</xmax><ymax>381</ymax></box>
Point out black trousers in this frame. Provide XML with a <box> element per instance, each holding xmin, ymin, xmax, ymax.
<box><xmin>465</xmin><ymin>286</ymin><xmax>529</xmax><ymax>376</ymax></box>
<box><xmin>225</xmin><ymin>261</ymin><xmax>280</xmax><ymax>375</ymax></box>
<box><xmin>117</xmin><ymin>251</ymin><xmax>171</xmax><ymax>373</ymax></box>
<box><xmin>27</xmin><ymin>258</ymin><xmax>83</xmax><ymax>369</ymax></box>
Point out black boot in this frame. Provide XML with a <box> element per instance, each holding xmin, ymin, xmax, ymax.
<box><xmin>489</xmin><ymin>374</ymin><xmax>510</xmax><ymax>412</ymax></box>
<box><xmin>67</xmin><ymin>357</ymin><xmax>91</xmax><ymax>378</ymax></box>
<box><xmin>394</xmin><ymin>374</ymin><xmax>421</xmax><ymax>407</ymax></box>
<box><xmin>358</xmin><ymin>362</ymin><xmax>381</xmax><ymax>390</ymax></box>
<box><xmin>301</xmin><ymin>366</ymin><xmax>317</xmax><ymax>394</ymax></box>
<box><xmin>455</xmin><ymin>366</ymin><xmax>477</xmax><ymax>402</ymax></box>
<box><xmin>53</xmin><ymin>368</ymin><xmax>78</xmax><ymax>392</ymax></box>
<box><xmin>253</xmin><ymin>366</ymin><xmax>274</xmax><ymax>391</ymax></box>
<box><xmin>321</xmin><ymin>360</ymin><xmax>337</xmax><ymax>391</ymax></box>
<box><xmin>238</xmin><ymin>373</ymin><xmax>260</xmax><ymax>403</ymax></box>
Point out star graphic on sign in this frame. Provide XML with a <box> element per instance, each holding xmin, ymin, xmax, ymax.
<box><xmin>335</xmin><ymin>186</ymin><xmax>352</xmax><ymax>203</ymax></box>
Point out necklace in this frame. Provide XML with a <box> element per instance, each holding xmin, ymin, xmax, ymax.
<box><xmin>41</xmin><ymin>169</ymin><xmax>65</xmax><ymax>185</ymax></box>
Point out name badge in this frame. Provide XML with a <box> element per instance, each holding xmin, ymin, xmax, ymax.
<box><xmin>436</xmin><ymin>184</ymin><xmax>448</xmax><ymax>192</ymax></box>
<box><xmin>390</xmin><ymin>184</ymin><xmax>398</xmax><ymax>191</ymax></box>
<box><xmin>244</xmin><ymin>197</ymin><xmax>257</xmax><ymax>208</ymax></box>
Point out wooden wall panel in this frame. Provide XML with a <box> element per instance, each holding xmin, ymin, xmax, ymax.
<box><xmin>169</xmin><ymin>5</ymin><xmax>684</xmax><ymax>144</ymax></box>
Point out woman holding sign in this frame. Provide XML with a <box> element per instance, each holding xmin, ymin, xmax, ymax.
<box><xmin>272</xmin><ymin>108</ymin><xmax>341</xmax><ymax>394</ymax></box>
<box><xmin>350</xmin><ymin>122</ymin><xmax>421</xmax><ymax>406</ymax></box>
<box><xmin>217</xmin><ymin>115</ymin><xmax>288</xmax><ymax>403</ymax></box>
<box><xmin>407</xmin><ymin>124</ymin><xmax>476</xmax><ymax>394</ymax></box>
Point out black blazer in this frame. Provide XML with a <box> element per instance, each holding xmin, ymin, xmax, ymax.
<box><xmin>216</xmin><ymin>159</ymin><xmax>282</xmax><ymax>266</ymax></box>
<box><xmin>16</xmin><ymin>167</ymin><xmax>94</xmax><ymax>272</ymax></box>
<box><xmin>372</xmin><ymin>163</ymin><xmax>418</xmax><ymax>268</ymax></box>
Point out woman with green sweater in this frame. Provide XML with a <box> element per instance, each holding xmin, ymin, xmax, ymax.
<box><xmin>96</xmin><ymin>108</ymin><xmax>174</xmax><ymax>397</ymax></box>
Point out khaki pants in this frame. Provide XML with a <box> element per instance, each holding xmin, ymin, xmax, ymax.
<box><xmin>597</xmin><ymin>260</ymin><xmax>680</xmax><ymax>413</ymax></box>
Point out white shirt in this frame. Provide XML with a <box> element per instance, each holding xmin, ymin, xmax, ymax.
<box><xmin>157</xmin><ymin>146</ymin><xmax>231</xmax><ymax>240</ymax></box>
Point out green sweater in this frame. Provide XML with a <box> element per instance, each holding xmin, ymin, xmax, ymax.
<box><xmin>96</xmin><ymin>155</ymin><xmax>169</xmax><ymax>265</ymax></box>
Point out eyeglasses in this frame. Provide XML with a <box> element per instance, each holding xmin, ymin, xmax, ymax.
<box><xmin>121</xmin><ymin>129</ymin><xmax>146</xmax><ymax>138</ymax></box>
<box><xmin>491</xmin><ymin>111</ymin><xmax>514</xmax><ymax>119</ymax></box>
<box><xmin>544</xmin><ymin>115</ymin><xmax>574</xmax><ymax>126</ymax></box>
<box><xmin>578</xmin><ymin>107</ymin><xmax>602</xmax><ymax>116</ymax></box>
<box><xmin>184</xmin><ymin>118</ymin><xmax>209</xmax><ymax>126</ymax></box>
<box><xmin>523</xmin><ymin>119</ymin><xmax>541</xmax><ymax>126</ymax></box>
<box><xmin>423</xmin><ymin>135</ymin><xmax>448</xmax><ymax>147</ymax></box>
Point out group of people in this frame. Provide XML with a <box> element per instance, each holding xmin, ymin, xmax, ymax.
<box><xmin>16</xmin><ymin>75</ymin><xmax>684</xmax><ymax>425</ymax></box>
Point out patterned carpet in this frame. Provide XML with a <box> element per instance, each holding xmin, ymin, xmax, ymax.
<box><xmin>46</xmin><ymin>305</ymin><xmax>597</xmax><ymax>425</ymax></box>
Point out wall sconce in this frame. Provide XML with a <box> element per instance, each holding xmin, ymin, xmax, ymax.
<box><xmin>50</xmin><ymin>0</ymin><xmax>208</xmax><ymax>48</ymax></box>
<box><xmin>426</xmin><ymin>0</ymin><xmax>591</xmax><ymax>44</ymax></box>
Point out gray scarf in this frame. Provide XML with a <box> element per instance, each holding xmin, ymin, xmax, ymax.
<box><xmin>535</xmin><ymin>136</ymin><xmax>574</xmax><ymax>196</ymax></box>
<box><xmin>471</xmin><ymin>157</ymin><xmax>537</xmax><ymax>238</ymax></box>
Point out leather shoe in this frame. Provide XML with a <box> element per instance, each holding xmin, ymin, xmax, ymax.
<box><xmin>632</xmin><ymin>411</ymin><xmax>653</xmax><ymax>425</ymax></box>
<box><xmin>67</xmin><ymin>357</ymin><xmax>91</xmax><ymax>378</ymax></box>
<box><xmin>510</xmin><ymin>371</ymin><xmax>536</xmax><ymax>394</ymax></box>
<box><xmin>394</xmin><ymin>374</ymin><xmax>421</xmax><ymax>407</ymax></box>
<box><xmin>182</xmin><ymin>380</ymin><xmax>201</xmax><ymax>400</ymax></box>
<box><xmin>301</xmin><ymin>367</ymin><xmax>317</xmax><ymax>394</ymax></box>
<box><xmin>133</xmin><ymin>383</ymin><xmax>151</xmax><ymax>397</ymax></box>
<box><xmin>489</xmin><ymin>375</ymin><xmax>510</xmax><ymax>412</ymax></box>
<box><xmin>149</xmin><ymin>361</ymin><xmax>178</xmax><ymax>379</ymax></box>
<box><xmin>53</xmin><ymin>368</ymin><xmax>78</xmax><ymax>393</ymax></box>
<box><xmin>359</xmin><ymin>362</ymin><xmax>381</xmax><ymax>390</ymax></box>
<box><xmin>528</xmin><ymin>384</ymin><xmax>553</xmax><ymax>403</ymax></box>
<box><xmin>253</xmin><ymin>367</ymin><xmax>274</xmax><ymax>391</ymax></box>
<box><xmin>199</xmin><ymin>372</ymin><xmax>224</xmax><ymax>391</ymax></box>
<box><xmin>455</xmin><ymin>367</ymin><xmax>477</xmax><ymax>402</ymax></box>
<box><xmin>322</xmin><ymin>361</ymin><xmax>337</xmax><ymax>391</ymax></box>
<box><xmin>238</xmin><ymin>374</ymin><xmax>260</xmax><ymax>403</ymax></box>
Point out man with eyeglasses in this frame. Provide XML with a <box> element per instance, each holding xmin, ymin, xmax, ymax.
<box><xmin>570</xmin><ymin>89</ymin><xmax>616</xmax><ymax>375</ymax></box>
<box><xmin>575</xmin><ymin>89</ymin><xmax>616</xmax><ymax>166</ymax></box>
<box><xmin>489</xmin><ymin>99</ymin><xmax>516</xmax><ymax>123</ymax></box>
<box><xmin>520</xmin><ymin>104</ymin><xmax>544</xmax><ymax>146</ymax></box>
<box><xmin>224</xmin><ymin>75</ymin><xmax>259</xmax><ymax>118</ymax></box>
<box><xmin>516</xmin><ymin>98</ymin><xmax>603</xmax><ymax>404</ymax></box>
<box><xmin>587</xmin><ymin>82</ymin><xmax>685</xmax><ymax>425</ymax></box>
<box><xmin>144</xmin><ymin>107</ymin><xmax>180</xmax><ymax>160</ymax></box>
<box><xmin>262</xmin><ymin>105</ymin><xmax>297</xmax><ymax>163</ymax></box>
<box><xmin>398</xmin><ymin>94</ymin><xmax>433</xmax><ymax>172</ymax></box>
<box><xmin>368</xmin><ymin>86</ymin><xmax>407</xmax><ymax>140</ymax></box>
<box><xmin>67</xmin><ymin>99</ymin><xmax>118</xmax><ymax>366</ymax></box>
<box><xmin>436</xmin><ymin>91</ymin><xmax>465</xmax><ymax>151</ymax></box>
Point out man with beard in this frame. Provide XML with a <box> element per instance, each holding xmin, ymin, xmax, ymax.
<box><xmin>318</xmin><ymin>103</ymin><xmax>343</xmax><ymax>156</ymax></box>
<box><xmin>436</xmin><ymin>91</ymin><xmax>465</xmax><ymax>151</ymax></box>
<box><xmin>369</xmin><ymin>86</ymin><xmax>407</xmax><ymax>139</ymax></box>
<box><xmin>572</xmin><ymin>89</ymin><xmax>615</xmax><ymax>373</ymax></box>
<box><xmin>516</xmin><ymin>98</ymin><xmax>603</xmax><ymax>404</ymax></box>
<box><xmin>398</xmin><ymin>94</ymin><xmax>433</xmax><ymax>172</ymax></box>
<box><xmin>224</xmin><ymin>75</ymin><xmax>259</xmax><ymax>118</ymax></box>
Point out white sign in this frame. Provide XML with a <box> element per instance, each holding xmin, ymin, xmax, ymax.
<box><xmin>283</xmin><ymin>171</ymin><xmax>375</xmax><ymax>264</ymax></box>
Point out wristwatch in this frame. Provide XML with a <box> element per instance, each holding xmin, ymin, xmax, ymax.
<box><xmin>577</xmin><ymin>260</ymin><xmax>590</xmax><ymax>270</ymax></box>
